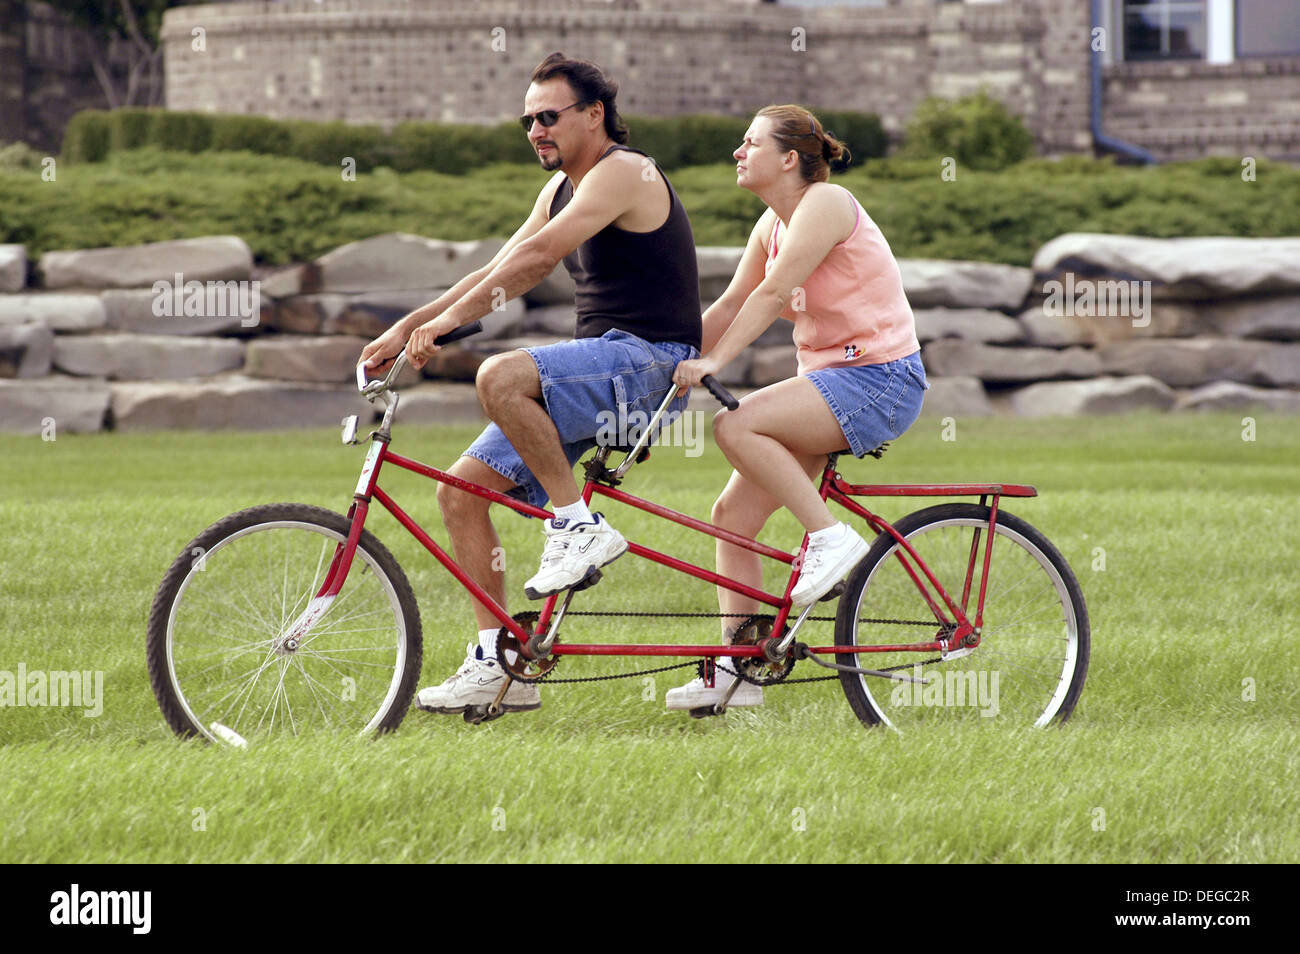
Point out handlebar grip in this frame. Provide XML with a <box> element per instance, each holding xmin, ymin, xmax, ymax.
<box><xmin>702</xmin><ymin>375</ymin><xmax>739</xmax><ymax>411</ymax></box>
<box><xmin>434</xmin><ymin>320</ymin><xmax>482</xmax><ymax>346</ymax></box>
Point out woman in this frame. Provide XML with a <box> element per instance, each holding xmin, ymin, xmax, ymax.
<box><xmin>668</xmin><ymin>105</ymin><xmax>927</xmax><ymax>712</ymax></box>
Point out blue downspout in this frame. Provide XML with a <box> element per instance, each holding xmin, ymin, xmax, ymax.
<box><xmin>1091</xmin><ymin>0</ymin><xmax>1158</xmax><ymax>164</ymax></box>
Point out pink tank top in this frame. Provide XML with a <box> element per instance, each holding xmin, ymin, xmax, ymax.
<box><xmin>765</xmin><ymin>191</ymin><xmax>919</xmax><ymax>375</ymax></box>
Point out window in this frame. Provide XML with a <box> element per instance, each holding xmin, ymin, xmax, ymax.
<box><xmin>1236</xmin><ymin>0</ymin><xmax>1300</xmax><ymax>56</ymax></box>
<box><xmin>1122</xmin><ymin>0</ymin><xmax>1208</xmax><ymax>60</ymax></box>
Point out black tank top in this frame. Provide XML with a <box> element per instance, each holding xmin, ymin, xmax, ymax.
<box><xmin>547</xmin><ymin>145</ymin><xmax>701</xmax><ymax>350</ymax></box>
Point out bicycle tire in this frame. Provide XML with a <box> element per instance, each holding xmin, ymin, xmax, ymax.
<box><xmin>835</xmin><ymin>503</ymin><xmax>1089</xmax><ymax>729</ymax></box>
<box><xmin>147</xmin><ymin>503</ymin><xmax>423</xmax><ymax>742</ymax></box>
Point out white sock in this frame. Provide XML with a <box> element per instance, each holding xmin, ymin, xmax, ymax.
<box><xmin>808</xmin><ymin>522</ymin><xmax>847</xmax><ymax>544</ymax></box>
<box><xmin>553</xmin><ymin>500</ymin><xmax>594</xmax><ymax>524</ymax></box>
<box><xmin>478</xmin><ymin>628</ymin><xmax>498</xmax><ymax>658</ymax></box>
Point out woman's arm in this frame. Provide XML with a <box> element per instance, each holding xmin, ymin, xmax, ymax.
<box><xmin>700</xmin><ymin>209</ymin><xmax>776</xmax><ymax>355</ymax></box>
<box><xmin>689</xmin><ymin>185</ymin><xmax>856</xmax><ymax>379</ymax></box>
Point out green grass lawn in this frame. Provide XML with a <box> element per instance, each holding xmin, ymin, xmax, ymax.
<box><xmin>0</xmin><ymin>413</ymin><xmax>1296</xmax><ymax>862</ymax></box>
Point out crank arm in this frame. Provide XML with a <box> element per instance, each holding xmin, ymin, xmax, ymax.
<box><xmin>796</xmin><ymin>646</ymin><xmax>931</xmax><ymax>683</ymax></box>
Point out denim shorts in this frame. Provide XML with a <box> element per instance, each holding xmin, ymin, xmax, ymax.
<box><xmin>464</xmin><ymin>329</ymin><xmax>699</xmax><ymax>510</ymax></box>
<box><xmin>804</xmin><ymin>350</ymin><xmax>929</xmax><ymax>458</ymax></box>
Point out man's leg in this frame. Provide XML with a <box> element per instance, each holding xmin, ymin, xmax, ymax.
<box><xmin>475</xmin><ymin>351</ymin><xmax>583</xmax><ymax>508</ymax></box>
<box><xmin>435</xmin><ymin>455</ymin><xmax>519</xmax><ymax>632</ymax></box>
<box><xmin>473</xmin><ymin>347</ymin><xmax>628</xmax><ymax>599</ymax></box>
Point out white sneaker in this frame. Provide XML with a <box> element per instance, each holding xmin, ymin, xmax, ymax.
<box><xmin>523</xmin><ymin>512</ymin><xmax>627</xmax><ymax>600</ymax></box>
<box><xmin>790</xmin><ymin>524</ymin><xmax>870</xmax><ymax>606</ymax></box>
<box><xmin>665</xmin><ymin>663</ymin><xmax>764</xmax><ymax>711</ymax></box>
<box><xmin>414</xmin><ymin>643</ymin><xmax>541</xmax><ymax>714</ymax></box>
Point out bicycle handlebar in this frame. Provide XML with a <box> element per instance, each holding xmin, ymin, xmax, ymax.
<box><xmin>701</xmin><ymin>374</ymin><xmax>739</xmax><ymax>410</ymax></box>
<box><xmin>356</xmin><ymin>320</ymin><xmax>484</xmax><ymax>394</ymax></box>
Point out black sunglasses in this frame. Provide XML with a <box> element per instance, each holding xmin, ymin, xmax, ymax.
<box><xmin>519</xmin><ymin>101</ymin><xmax>587</xmax><ymax>133</ymax></box>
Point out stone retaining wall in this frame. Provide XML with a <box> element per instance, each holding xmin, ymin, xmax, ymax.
<box><xmin>1</xmin><ymin>231</ymin><xmax>1298</xmax><ymax>434</ymax></box>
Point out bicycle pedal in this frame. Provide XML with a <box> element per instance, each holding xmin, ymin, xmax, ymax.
<box><xmin>818</xmin><ymin>581</ymin><xmax>847</xmax><ymax>603</ymax></box>
<box><xmin>462</xmin><ymin>705</ymin><xmax>506</xmax><ymax>725</ymax></box>
<box><xmin>569</xmin><ymin>568</ymin><xmax>603</xmax><ymax>593</ymax></box>
<box><xmin>688</xmin><ymin>705</ymin><xmax>725</xmax><ymax>720</ymax></box>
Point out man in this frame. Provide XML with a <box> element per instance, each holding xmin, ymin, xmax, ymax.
<box><xmin>359</xmin><ymin>52</ymin><xmax>702</xmax><ymax>717</ymax></box>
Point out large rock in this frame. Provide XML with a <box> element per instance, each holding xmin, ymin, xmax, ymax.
<box><xmin>40</xmin><ymin>236</ymin><xmax>252</xmax><ymax>290</ymax></box>
<box><xmin>315</xmin><ymin>234</ymin><xmax>501</xmax><ymax>293</ymax></box>
<box><xmin>0</xmin><ymin>323</ymin><xmax>54</xmax><ymax>378</ymax></box>
<box><xmin>465</xmin><ymin>334</ymin><xmax>567</xmax><ymax>356</ymax></box>
<box><xmin>1097</xmin><ymin>339</ymin><xmax>1299</xmax><ymax>388</ymax></box>
<box><xmin>53</xmin><ymin>334</ymin><xmax>245</xmax><ymax>380</ymax></box>
<box><xmin>696</xmin><ymin>246</ymin><xmax>744</xmax><ymax>300</ymax></box>
<box><xmin>0</xmin><ymin>376</ymin><xmax>110</xmax><ymax>433</ymax></box>
<box><xmin>1018</xmin><ymin>300</ymin><xmax>1206</xmax><ymax>346</ymax></box>
<box><xmin>522</xmin><ymin>304</ymin><xmax>577</xmax><ymax>336</ymax></box>
<box><xmin>1033</xmin><ymin>234</ymin><xmax>1300</xmax><ymax>301</ymax></box>
<box><xmin>748</xmin><ymin>346</ymin><xmax>797</xmax><ymax>386</ymax></box>
<box><xmin>258</xmin><ymin>264</ymin><xmax>312</xmax><ymax>299</ymax></box>
<box><xmin>101</xmin><ymin>289</ymin><xmax>248</xmax><ymax>336</ymax></box>
<box><xmin>392</xmin><ymin>382</ymin><xmax>486</xmax><ymax>424</ymax></box>
<box><xmin>1175</xmin><ymin>381</ymin><xmax>1300</xmax><ymax>413</ymax></box>
<box><xmin>244</xmin><ymin>336</ymin><xmax>370</xmax><ymax>383</ymax></box>
<box><xmin>523</xmin><ymin>262</ymin><xmax>576</xmax><ymax>306</ymax></box>
<box><xmin>917</xmin><ymin>376</ymin><xmax>994</xmax><ymax>417</ymax></box>
<box><xmin>421</xmin><ymin>346</ymin><xmax>485</xmax><ymax>382</ymax></box>
<box><xmin>899</xmin><ymin>259</ymin><xmax>1033</xmax><ymax>312</ymax></box>
<box><xmin>328</xmin><ymin>288</ymin><xmax>446</xmax><ymax>337</ymax></box>
<box><xmin>0</xmin><ymin>244</ymin><xmax>27</xmax><ymax>292</ymax></box>
<box><xmin>714</xmin><ymin>350</ymin><xmax>753</xmax><ymax>388</ymax></box>
<box><xmin>110</xmin><ymin>377</ymin><xmax>372</xmax><ymax>430</ymax></box>
<box><xmin>914</xmin><ymin>307</ymin><xmax>1024</xmax><ymax>344</ymax></box>
<box><xmin>0</xmin><ymin>294</ymin><xmax>106</xmax><ymax>331</ymax></box>
<box><xmin>262</xmin><ymin>297</ymin><xmax>324</xmax><ymax>334</ymax></box>
<box><xmin>1198</xmin><ymin>295</ymin><xmax>1300</xmax><ymax>341</ymax></box>
<box><xmin>1010</xmin><ymin>375</ymin><xmax>1176</xmax><ymax>416</ymax></box>
<box><xmin>923</xmin><ymin>339</ymin><xmax>1101</xmax><ymax>383</ymax></box>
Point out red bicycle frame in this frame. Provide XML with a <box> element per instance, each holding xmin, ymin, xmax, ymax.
<box><xmin>313</xmin><ymin>431</ymin><xmax>1036</xmax><ymax>663</ymax></box>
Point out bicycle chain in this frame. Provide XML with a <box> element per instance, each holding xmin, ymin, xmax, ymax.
<box><xmin>499</xmin><ymin>607</ymin><xmax>935</xmax><ymax>687</ymax></box>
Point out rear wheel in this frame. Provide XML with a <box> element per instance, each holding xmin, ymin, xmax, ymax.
<box><xmin>835</xmin><ymin>504</ymin><xmax>1089</xmax><ymax>728</ymax></box>
<box><xmin>147</xmin><ymin>503</ymin><xmax>422</xmax><ymax>742</ymax></box>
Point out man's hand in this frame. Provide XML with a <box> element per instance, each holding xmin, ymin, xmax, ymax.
<box><xmin>359</xmin><ymin>327</ymin><xmax>408</xmax><ymax>379</ymax></box>
<box><xmin>405</xmin><ymin>315</ymin><xmax>459</xmax><ymax>371</ymax></box>
<box><xmin>672</xmin><ymin>357</ymin><xmax>722</xmax><ymax>396</ymax></box>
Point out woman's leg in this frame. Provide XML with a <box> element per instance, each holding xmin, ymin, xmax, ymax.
<box><xmin>712</xmin><ymin>455</ymin><xmax>827</xmax><ymax>640</ymax></box>
<box><xmin>712</xmin><ymin>375</ymin><xmax>850</xmax><ymax>534</ymax></box>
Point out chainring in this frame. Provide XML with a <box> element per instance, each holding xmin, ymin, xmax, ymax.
<box><xmin>495</xmin><ymin>611</ymin><xmax>560</xmax><ymax>682</ymax></box>
<box><xmin>728</xmin><ymin>614</ymin><xmax>795</xmax><ymax>686</ymax></box>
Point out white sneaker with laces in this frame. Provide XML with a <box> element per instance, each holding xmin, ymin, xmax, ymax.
<box><xmin>664</xmin><ymin>664</ymin><xmax>764</xmax><ymax>711</ymax></box>
<box><xmin>414</xmin><ymin>643</ymin><xmax>541</xmax><ymax>714</ymax></box>
<box><xmin>523</xmin><ymin>512</ymin><xmax>627</xmax><ymax>600</ymax></box>
<box><xmin>790</xmin><ymin>524</ymin><xmax>870</xmax><ymax>606</ymax></box>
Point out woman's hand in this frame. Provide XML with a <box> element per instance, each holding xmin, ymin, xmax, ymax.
<box><xmin>672</xmin><ymin>357</ymin><xmax>723</xmax><ymax>396</ymax></box>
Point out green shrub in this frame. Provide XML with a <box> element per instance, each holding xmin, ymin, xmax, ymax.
<box><xmin>209</xmin><ymin>114</ymin><xmax>294</xmax><ymax>156</ymax></box>
<box><xmin>149</xmin><ymin>111</ymin><xmax>214</xmax><ymax>153</ymax></box>
<box><xmin>0</xmin><ymin>141</ymin><xmax>44</xmax><ymax>171</ymax></box>
<box><xmin>902</xmin><ymin>89</ymin><xmax>1035</xmax><ymax>170</ymax></box>
<box><xmin>109</xmin><ymin>108</ymin><xmax>155</xmax><ymax>152</ymax></box>
<box><xmin>625</xmin><ymin>116</ymin><xmax>685</xmax><ymax>169</ymax></box>
<box><xmin>61</xmin><ymin>110</ymin><xmax>112</xmax><ymax>162</ymax></box>
<box><xmin>286</xmin><ymin>120</ymin><xmax>391</xmax><ymax>172</ymax></box>
<box><xmin>813</xmin><ymin>109</ymin><xmax>888</xmax><ymax>168</ymax></box>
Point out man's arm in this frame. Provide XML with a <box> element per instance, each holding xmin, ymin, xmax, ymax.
<box><xmin>403</xmin><ymin>157</ymin><xmax>642</xmax><ymax>366</ymax></box>
<box><xmin>360</xmin><ymin>171</ymin><xmax>566</xmax><ymax>372</ymax></box>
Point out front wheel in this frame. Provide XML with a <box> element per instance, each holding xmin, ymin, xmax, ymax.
<box><xmin>147</xmin><ymin>503</ymin><xmax>423</xmax><ymax>742</ymax></box>
<box><xmin>835</xmin><ymin>503</ymin><xmax>1089</xmax><ymax>729</ymax></box>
